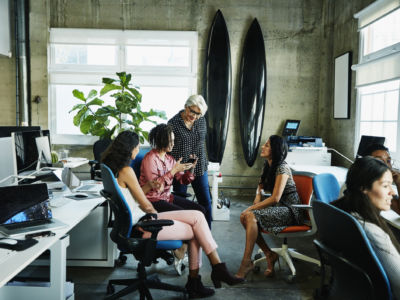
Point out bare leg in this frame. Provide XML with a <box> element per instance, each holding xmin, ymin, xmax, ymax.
<box><xmin>236</xmin><ymin>211</ymin><xmax>259</xmax><ymax>278</ymax></box>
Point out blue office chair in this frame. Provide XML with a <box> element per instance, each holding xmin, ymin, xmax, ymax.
<box><xmin>313</xmin><ymin>201</ymin><xmax>392</xmax><ymax>300</ymax></box>
<box><xmin>312</xmin><ymin>173</ymin><xmax>340</xmax><ymax>204</ymax></box>
<box><xmin>100</xmin><ymin>163</ymin><xmax>187</xmax><ymax>300</ymax></box>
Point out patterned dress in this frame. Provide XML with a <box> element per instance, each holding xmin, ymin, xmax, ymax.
<box><xmin>253</xmin><ymin>161</ymin><xmax>303</xmax><ymax>234</ymax></box>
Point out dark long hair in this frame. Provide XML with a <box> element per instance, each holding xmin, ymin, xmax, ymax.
<box><xmin>334</xmin><ymin>156</ymin><xmax>400</xmax><ymax>252</ymax></box>
<box><xmin>101</xmin><ymin>130</ymin><xmax>139</xmax><ymax>176</ymax></box>
<box><xmin>260</xmin><ymin>135</ymin><xmax>288</xmax><ymax>192</ymax></box>
<box><xmin>149</xmin><ymin>124</ymin><xmax>172</xmax><ymax>150</ymax></box>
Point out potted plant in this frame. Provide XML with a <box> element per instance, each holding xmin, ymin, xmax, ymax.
<box><xmin>70</xmin><ymin>71</ymin><xmax>166</xmax><ymax>143</ymax></box>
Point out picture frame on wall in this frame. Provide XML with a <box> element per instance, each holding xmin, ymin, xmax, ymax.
<box><xmin>333</xmin><ymin>51</ymin><xmax>352</xmax><ymax>119</ymax></box>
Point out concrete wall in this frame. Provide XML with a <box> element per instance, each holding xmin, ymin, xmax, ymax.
<box><xmin>318</xmin><ymin>0</ymin><xmax>375</xmax><ymax>167</ymax></box>
<box><xmin>0</xmin><ymin>0</ymin><xmax>376</xmax><ymax>195</ymax></box>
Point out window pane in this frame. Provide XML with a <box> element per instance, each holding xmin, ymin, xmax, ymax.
<box><xmin>54</xmin><ymin>85</ymin><xmax>115</xmax><ymax>135</ymax></box>
<box><xmin>126</xmin><ymin>46</ymin><xmax>190</xmax><ymax>67</ymax></box>
<box><xmin>54</xmin><ymin>44</ymin><xmax>117</xmax><ymax>65</ymax></box>
<box><xmin>384</xmin><ymin>90</ymin><xmax>398</xmax><ymax>120</ymax></box>
<box><xmin>359</xmin><ymin>121</ymin><xmax>397</xmax><ymax>152</ymax></box>
<box><xmin>138</xmin><ymin>86</ymin><xmax>189</xmax><ymax>132</ymax></box>
<box><xmin>360</xmin><ymin>94</ymin><xmax>373</xmax><ymax>120</ymax></box>
<box><xmin>362</xmin><ymin>8</ymin><xmax>400</xmax><ymax>56</ymax></box>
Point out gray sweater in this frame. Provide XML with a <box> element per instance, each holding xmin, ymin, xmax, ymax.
<box><xmin>357</xmin><ymin>217</ymin><xmax>400</xmax><ymax>299</ymax></box>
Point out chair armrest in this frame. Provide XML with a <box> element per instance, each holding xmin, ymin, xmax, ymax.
<box><xmin>88</xmin><ymin>160</ymin><xmax>98</xmax><ymax>166</ymax></box>
<box><xmin>292</xmin><ymin>204</ymin><xmax>312</xmax><ymax>209</ymax></box>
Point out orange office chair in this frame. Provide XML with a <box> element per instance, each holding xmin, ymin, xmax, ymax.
<box><xmin>253</xmin><ymin>172</ymin><xmax>320</xmax><ymax>282</ymax></box>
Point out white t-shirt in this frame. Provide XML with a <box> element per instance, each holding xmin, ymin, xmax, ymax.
<box><xmin>120</xmin><ymin>186</ymin><xmax>146</xmax><ymax>225</ymax></box>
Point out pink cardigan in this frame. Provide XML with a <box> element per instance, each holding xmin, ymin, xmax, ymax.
<box><xmin>139</xmin><ymin>149</ymin><xmax>194</xmax><ymax>203</ymax></box>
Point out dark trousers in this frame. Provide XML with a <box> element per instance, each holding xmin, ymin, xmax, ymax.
<box><xmin>173</xmin><ymin>171</ymin><xmax>212</xmax><ymax>229</ymax></box>
<box><xmin>152</xmin><ymin>194</ymin><xmax>206</xmax><ymax>216</ymax></box>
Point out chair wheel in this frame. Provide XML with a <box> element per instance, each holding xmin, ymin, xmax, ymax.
<box><xmin>254</xmin><ymin>253</ymin><xmax>263</xmax><ymax>260</ymax></box>
<box><xmin>115</xmin><ymin>254</ymin><xmax>127</xmax><ymax>266</ymax></box>
<box><xmin>285</xmin><ymin>274</ymin><xmax>296</xmax><ymax>283</ymax></box>
<box><xmin>106</xmin><ymin>283</ymin><xmax>115</xmax><ymax>295</ymax></box>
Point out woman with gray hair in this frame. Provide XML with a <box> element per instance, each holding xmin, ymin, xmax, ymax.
<box><xmin>168</xmin><ymin>95</ymin><xmax>212</xmax><ymax>228</ymax></box>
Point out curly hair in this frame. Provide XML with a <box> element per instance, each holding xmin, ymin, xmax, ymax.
<box><xmin>101</xmin><ymin>130</ymin><xmax>139</xmax><ymax>176</ymax></box>
<box><xmin>149</xmin><ymin>124</ymin><xmax>173</xmax><ymax>150</ymax></box>
<box><xmin>260</xmin><ymin>135</ymin><xmax>288</xmax><ymax>192</ymax></box>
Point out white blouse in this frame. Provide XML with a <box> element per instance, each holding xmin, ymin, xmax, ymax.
<box><xmin>119</xmin><ymin>186</ymin><xmax>146</xmax><ymax>225</ymax></box>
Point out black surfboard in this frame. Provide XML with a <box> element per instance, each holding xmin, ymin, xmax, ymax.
<box><xmin>239</xmin><ymin>19</ymin><xmax>266</xmax><ymax>167</ymax></box>
<box><xmin>203</xmin><ymin>10</ymin><xmax>232</xmax><ymax>163</ymax></box>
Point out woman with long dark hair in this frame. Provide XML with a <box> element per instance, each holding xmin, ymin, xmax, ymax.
<box><xmin>101</xmin><ymin>131</ymin><xmax>243</xmax><ymax>298</ymax></box>
<box><xmin>236</xmin><ymin>135</ymin><xmax>302</xmax><ymax>279</ymax></box>
<box><xmin>332</xmin><ymin>156</ymin><xmax>400</xmax><ymax>298</ymax></box>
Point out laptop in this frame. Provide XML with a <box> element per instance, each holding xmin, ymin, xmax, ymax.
<box><xmin>0</xmin><ymin>183</ymin><xmax>67</xmax><ymax>237</ymax></box>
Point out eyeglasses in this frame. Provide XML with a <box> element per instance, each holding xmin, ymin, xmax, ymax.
<box><xmin>188</xmin><ymin>107</ymin><xmax>201</xmax><ymax>116</ymax></box>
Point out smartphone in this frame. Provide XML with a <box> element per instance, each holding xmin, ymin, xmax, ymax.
<box><xmin>187</xmin><ymin>158</ymin><xmax>196</xmax><ymax>163</ymax></box>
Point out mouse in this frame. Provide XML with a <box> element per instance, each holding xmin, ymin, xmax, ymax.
<box><xmin>74</xmin><ymin>193</ymin><xmax>89</xmax><ymax>198</ymax></box>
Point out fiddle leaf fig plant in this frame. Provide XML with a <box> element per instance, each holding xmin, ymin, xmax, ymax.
<box><xmin>70</xmin><ymin>72</ymin><xmax>166</xmax><ymax>143</ymax></box>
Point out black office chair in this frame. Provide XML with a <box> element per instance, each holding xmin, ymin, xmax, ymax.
<box><xmin>100</xmin><ymin>163</ymin><xmax>187</xmax><ymax>299</ymax></box>
<box><xmin>313</xmin><ymin>201</ymin><xmax>392</xmax><ymax>300</ymax></box>
<box><xmin>89</xmin><ymin>139</ymin><xmax>112</xmax><ymax>180</ymax></box>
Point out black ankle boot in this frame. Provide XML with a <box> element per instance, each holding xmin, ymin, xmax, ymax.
<box><xmin>185</xmin><ymin>275</ymin><xmax>215</xmax><ymax>298</ymax></box>
<box><xmin>211</xmin><ymin>262</ymin><xmax>245</xmax><ymax>288</ymax></box>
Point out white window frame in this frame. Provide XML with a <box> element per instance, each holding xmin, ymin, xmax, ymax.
<box><xmin>48</xmin><ymin>29</ymin><xmax>198</xmax><ymax>145</ymax></box>
<box><xmin>353</xmin><ymin>0</ymin><xmax>400</xmax><ymax>159</ymax></box>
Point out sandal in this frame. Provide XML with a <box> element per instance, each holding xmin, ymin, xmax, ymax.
<box><xmin>264</xmin><ymin>251</ymin><xmax>279</xmax><ymax>277</ymax></box>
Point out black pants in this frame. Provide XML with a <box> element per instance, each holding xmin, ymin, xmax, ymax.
<box><xmin>152</xmin><ymin>194</ymin><xmax>206</xmax><ymax>215</ymax></box>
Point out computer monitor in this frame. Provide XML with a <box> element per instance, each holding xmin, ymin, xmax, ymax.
<box><xmin>12</xmin><ymin>130</ymin><xmax>51</xmax><ymax>174</ymax></box>
<box><xmin>356</xmin><ymin>135</ymin><xmax>386</xmax><ymax>158</ymax></box>
<box><xmin>282</xmin><ymin>120</ymin><xmax>300</xmax><ymax>137</ymax></box>
<box><xmin>0</xmin><ymin>126</ymin><xmax>41</xmax><ymax>138</ymax></box>
<box><xmin>0</xmin><ymin>137</ymin><xmax>18</xmax><ymax>187</ymax></box>
<box><xmin>35</xmin><ymin>136</ymin><xmax>52</xmax><ymax>165</ymax></box>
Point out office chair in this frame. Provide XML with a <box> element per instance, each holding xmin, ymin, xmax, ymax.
<box><xmin>312</xmin><ymin>173</ymin><xmax>340</xmax><ymax>204</ymax></box>
<box><xmin>88</xmin><ymin>139</ymin><xmax>112</xmax><ymax>180</ymax></box>
<box><xmin>254</xmin><ymin>173</ymin><xmax>320</xmax><ymax>282</ymax></box>
<box><xmin>100</xmin><ymin>164</ymin><xmax>187</xmax><ymax>300</ymax></box>
<box><xmin>313</xmin><ymin>201</ymin><xmax>392</xmax><ymax>300</ymax></box>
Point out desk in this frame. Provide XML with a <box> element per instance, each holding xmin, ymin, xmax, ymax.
<box><xmin>381</xmin><ymin>209</ymin><xmax>400</xmax><ymax>230</ymax></box>
<box><xmin>0</xmin><ymin>197</ymin><xmax>104</xmax><ymax>300</ymax></box>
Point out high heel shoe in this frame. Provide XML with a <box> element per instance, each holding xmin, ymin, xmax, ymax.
<box><xmin>235</xmin><ymin>260</ymin><xmax>254</xmax><ymax>279</ymax></box>
<box><xmin>211</xmin><ymin>262</ymin><xmax>245</xmax><ymax>288</ymax></box>
<box><xmin>264</xmin><ymin>251</ymin><xmax>279</xmax><ymax>277</ymax></box>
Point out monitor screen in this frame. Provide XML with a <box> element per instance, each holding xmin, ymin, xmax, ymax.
<box><xmin>35</xmin><ymin>136</ymin><xmax>52</xmax><ymax>164</ymax></box>
<box><xmin>12</xmin><ymin>130</ymin><xmax>51</xmax><ymax>173</ymax></box>
<box><xmin>356</xmin><ymin>135</ymin><xmax>386</xmax><ymax>157</ymax></box>
<box><xmin>282</xmin><ymin>120</ymin><xmax>300</xmax><ymax>137</ymax></box>
<box><xmin>0</xmin><ymin>137</ymin><xmax>18</xmax><ymax>187</ymax></box>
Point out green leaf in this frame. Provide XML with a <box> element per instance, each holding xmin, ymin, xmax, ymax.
<box><xmin>87</xmin><ymin>98</ymin><xmax>104</xmax><ymax>106</ymax></box>
<box><xmin>102</xmin><ymin>77</ymin><xmax>116</xmax><ymax>84</ymax></box>
<box><xmin>100</xmin><ymin>83</ymin><xmax>121</xmax><ymax>96</ymax></box>
<box><xmin>73</xmin><ymin>107</ymin><xmax>88</xmax><ymax>126</ymax></box>
<box><xmin>72</xmin><ymin>89</ymin><xmax>86</xmax><ymax>101</ymax></box>
<box><xmin>142</xmin><ymin>131</ymin><xmax>149</xmax><ymax>142</ymax></box>
<box><xmin>69</xmin><ymin>103</ymin><xmax>85</xmax><ymax>112</ymax></box>
<box><xmin>87</xmin><ymin>89</ymin><xmax>97</xmax><ymax>99</ymax></box>
<box><xmin>80</xmin><ymin>115</ymin><xmax>95</xmax><ymax>134</ymax></box>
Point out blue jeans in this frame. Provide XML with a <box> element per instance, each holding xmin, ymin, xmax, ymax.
<box><xmin>173</xmin><ymin>171</ymin><xmax>212</xmax><ymax>229</ymax></box>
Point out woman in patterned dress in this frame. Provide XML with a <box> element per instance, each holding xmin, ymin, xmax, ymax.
<box><xmin>236</xmin><ymin>135</ymin><xmax>302</xmax><ymax>279</ymax></box>
<box><xmin>168</xmin><ymin>95</ymin><xmax>212</xmax><ymax>228</ymax></box>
